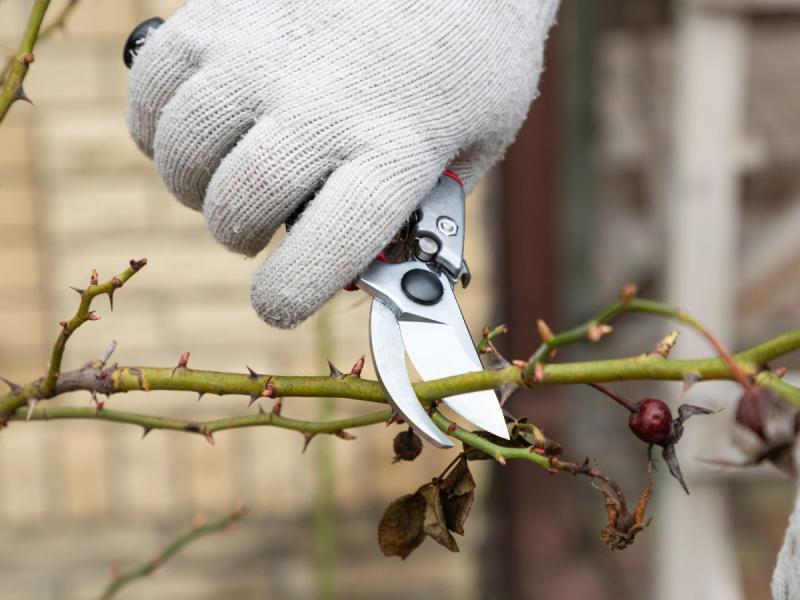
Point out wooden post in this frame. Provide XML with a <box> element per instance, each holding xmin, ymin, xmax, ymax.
<box><xmin>656</xmin><ymin>4</ymin><xmax>748</xmax><ymax>600</ymax></box>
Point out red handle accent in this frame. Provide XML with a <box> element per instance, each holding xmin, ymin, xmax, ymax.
<box><xmin>443</xmin><ymin>168</ymin><xmax>463</xmax><ymax>187</ymax></box>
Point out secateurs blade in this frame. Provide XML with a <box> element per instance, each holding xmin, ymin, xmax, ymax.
<box><xmin>358</xmin><ymin>172</ymin><xmax>509</xmax><ymax>448</ymax></box>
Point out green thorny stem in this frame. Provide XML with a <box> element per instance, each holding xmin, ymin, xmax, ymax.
<box><xmin>0</xmin><ymin>0</ymin><xmax>81</xmax><ymax>123</ymax></box>
<box><xmin>96</xmin><ymin>503</ymin><xmax>247</xmax><ymax>600</ymax></box>
<box><xmin>1</xmin><ymin>264</ymin><xmax>799</xmax><ymax>472</ymax></box>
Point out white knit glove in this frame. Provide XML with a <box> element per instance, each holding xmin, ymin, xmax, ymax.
<box><xmin>773</xmin><ymin>484</ymin><xmax>800</xmax><ymax>599</ymax></box>
<box><xmin>127</xmin><ymin>0</ymin><xmax>560</xmax><ymax>328</ymax></box>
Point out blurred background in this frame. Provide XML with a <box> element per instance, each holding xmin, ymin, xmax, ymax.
<box><xmin>1</xmin><ymin>0</ymin><xmax>799</xmax><ymax>598</ymax></box>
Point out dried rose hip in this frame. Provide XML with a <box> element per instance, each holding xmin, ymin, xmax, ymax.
<box><xmin>628</xmin><ymin>398</ymin><xmax>674</xmax><ymax>446</ymax></box>
<box><xmin>393</xmin><ymin>428</ymin><xmax>423</xmax><ymax>462</ymax></box>
<box><xmin>589</xmin><ymin>383</ymin><xmax>716</xmax><ymax>494</ymax></box>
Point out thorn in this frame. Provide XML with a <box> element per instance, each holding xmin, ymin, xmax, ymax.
<box><xmin>385</xmin><ymin>412</ymin><xmax>402</xmax><ymax>426</ymax></box>
<box><xmin>129</xmin><ymin>258</ymin><xmax>147</xmax><ymax>271</ymax></box>
<box><xmin>141</xmin><ymin>427</ymin><xmax>152</xmax><ymax>440</ymax></box>
<box><xmin>108</xmin><ymin>278</ymin><xmax>123</xmax><ymax>311</ymax></box>
<box><xmin>536</xmin><ymin>319</ymin><xmax>554</xmax><ymax>343</ymax></box>
<box><xmin>89</xmin><ymin>269</ymin><xmax>99</xmax><ymax>286</ymax></box>
<box><xmin>59</xmin><ymin>320</ymin><xmax>68</xmax><ymax>328</ymax></box>
<box><xmin>248</xmin><ymin>395</ymin><xmax>259</xmax><ymax>408</ymax></box>
<box><xmin>495</xmin><ymin>452</ymin><xmax>507</xmax><ymax>466</ymax></box>
<box><xmin>774</xmin><ymin>366</ymin><xmax>788</xmax><ymax>379</ymax></box>
<box><xmin>511</xmin><ymin>359</ymin><xmax>527</xmax><ymax>369</ymax></box>
<box><xmin>197</xmin><ymin>392</ymin><xmax>205</xmax><ymax>402</ymax></box>
<box><xmin>498</xmin><ymin>383</ymin><xmax>518</xmax><ymax>406</ymax></box>
<box><xmin>69</xmin><ymin>286</ymin><xmax>85</xmax><ymax>297</ymax></box>
<box><xmin>679</xmin><ymin>372</ymin><xmax>702</xmax><ymax>399</ymax></box>
<box><xmin>336</xmin><ymin>430</ymin><xmax>356</xmax><ymax>441</ymax></box>
<box><xmin>26</xmin><ymin>398</ymin><xmax>37</xmax><ymax>420</ymax></box>
<box><xmin>302</xmin><ymin>433</ymin><xmax>317</xmax><ymax>453</ymax></box>
<box><xmin>350</xmin><ymin>355</ymin><xmax>365</xmax><ymax>377</ymax></box>
<box><xmin>620</xmin><ymin>283</ymin><xmax>637</xmax><ymax>304</ymax></box>
<box><xmin>204</xmin><ymin>432</ymin><xmax>215</xmax><ymax>446</ymax></box>
<box><xmin>328</xmin><ymin>360</ymin><xmax>344</xmax><ymax>379</ymax></box>
<box><xmin>13</xmin><ymin>86</ymin><xmax>32</xmax><ymax>104</ymax></box>
<box><xmin>447</xmin><ymin>423</ymin><xmax>457</xmax><ymax>434</ymax></box>
<box><xmin>547</xmin><ymin>467</ymin><xmax>559</xmax><ymax>475</ymax></box>
<box><xmin>587</xmin><ymin>322</ymin><xmax>613</xmax><ymax>343</ymax></box>
<box><xmin>246</xmin><ymin>366</ymin><xmax>260</xmax><ymax>380</ymax></box>
<box><xmin>87</xmin><ymin>312</ymin><xmax>101</xmax><ymax>321</ymax></box>
<box><xmin>271</xmin><ymin>398</ymin><xmax>282</xmax><ymax>415</ymax></box>
<box><xmin>0</xmin><ymin>377</ymin><xmax>22</xmax><ymax>394</ymax></box>
<box><xmin>172</xmin><ymin>352</ymin><xmax>191</xmax><ymax>377</ymax></box>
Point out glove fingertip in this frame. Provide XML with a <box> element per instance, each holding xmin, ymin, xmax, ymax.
<box><xmin>250</xmin><ymin>272</ymin><xmax>315</xmax><ymax>330</ymax></box>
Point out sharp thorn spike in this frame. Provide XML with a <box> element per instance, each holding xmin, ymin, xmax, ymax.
<box><xmin>14</xmin><ymin>86</ymin><xmax>32</xmax><ymax>104</ymax></box>
<box><xmin>328</xmin><ymin>360</ymin><xmax>344</xmax><ymax>379</ymax></box>
<box><xmin>246</xmin><ymin>366</ymin><xmax>260</xmax><ymax>380</ymax></box>
<box><xmin>141</xmin><ymin>427</ymin><xmax>152</xmax><ymax>440</ymax></box>
<box><xmin>302</xmin><ymin>433</ymin><xmax>317</xmax><ymax>453</ymax></box>
<box><xmin>205</xmin><ymin>432</ymin><xmax>215</xmax><ymax>446</ymax></box>
<box><xmin>0</xmin><ymin>376</ymin><xmax>22</xmax><ymax>394</ymax></box>
<box><xmin>69</xmin><ymin>286</ymin><xmax>85</xmax><ymax>296</ymax></box>
<box><xmin>196</xmin><ymin>392</ymin><xmax>205</xmax><ymax>402</ymax></box>
<box><xmin>248</xmin><ymin>395</ymin><xmax>258</xmax><ymax>408</ymax></box>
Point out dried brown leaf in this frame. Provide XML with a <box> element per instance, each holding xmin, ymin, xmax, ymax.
<box><xmin>377</xmin><ymin>493</ymin><xmax>426</xmax><ymax>559</ymax></box>
<box><xmin>418</xmin><ymin>482</ymin><xmax>459</xmax><ymax>552</ymax></box>
<box><xmin>441</xmin><ymin>458</ymin><xmax>476</xmax><ymax>535</ymax></box>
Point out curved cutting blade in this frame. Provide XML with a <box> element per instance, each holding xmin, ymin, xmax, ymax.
<box><xmin>399</xmin><ymin>283</ymin><xmax>510</xmax><ymax>440</ymax></box>
<box><xmin>369</xmin><ymin>299</ymin><xmax>453</xmax><ymax>448</ymax></box>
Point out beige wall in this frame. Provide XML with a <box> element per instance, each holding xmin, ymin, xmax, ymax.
<box><xmin>0</xmin><ymin>1</ymin><xmax>496</xmax><ymax>597</ymax></box>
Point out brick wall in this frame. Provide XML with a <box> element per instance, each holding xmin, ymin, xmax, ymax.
<box><xmin>0</xmin><ymin>1</ymin><xmax>495</xmax><ymax>597</ymax></box>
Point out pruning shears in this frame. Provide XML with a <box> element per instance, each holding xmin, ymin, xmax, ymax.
<box><xmin>124</xmin><ymin>19</ymin><xmax>509</xmax><ymax>448</ymax></box>
<box><xmin>355</xmin><ymin>171</ymin><xmax>508</xmax><ymax>447</ymax></box>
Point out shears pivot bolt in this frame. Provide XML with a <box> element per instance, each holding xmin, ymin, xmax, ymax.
<box><xmin>401</xmin><ymin>269</ymin><xmax>444</xmax><ymax>305</ymax></box>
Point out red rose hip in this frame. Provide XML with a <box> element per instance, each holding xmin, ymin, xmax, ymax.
<box><xmin>628</xmin><ymin>398</ymin><xmax>674</xmax><ymax>446</ymax></box>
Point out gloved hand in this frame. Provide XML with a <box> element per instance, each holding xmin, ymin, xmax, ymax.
<box><xmin>773</xmin><ymin>483</ymin><xmax>800</xmax><ymax>599</ymax></box>
<box><xmin>127</xmin><ymin>0</ymin><xmax>559</xmax><ymax>328</ymax></box>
